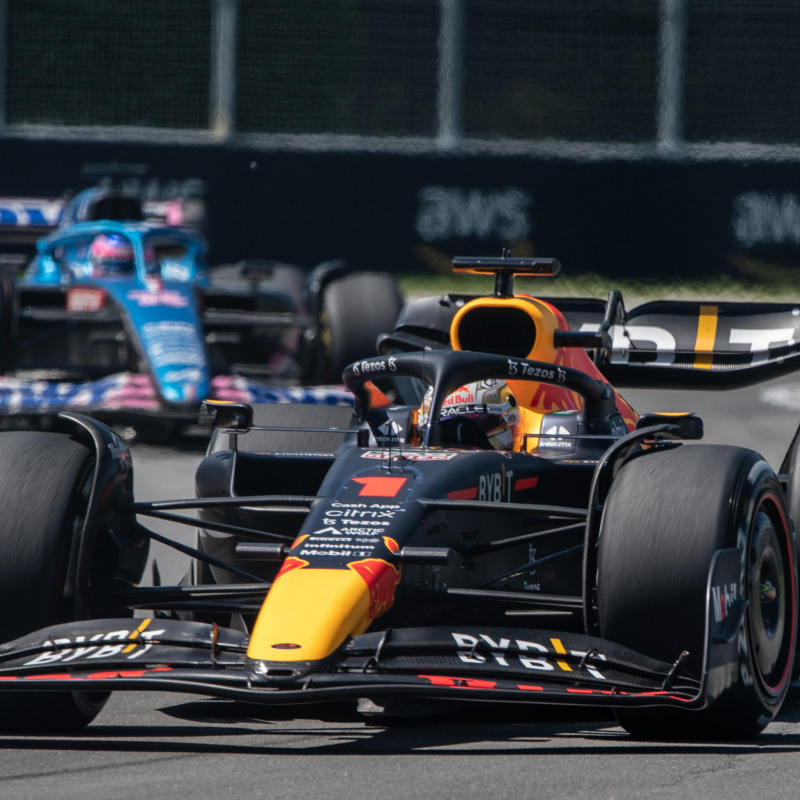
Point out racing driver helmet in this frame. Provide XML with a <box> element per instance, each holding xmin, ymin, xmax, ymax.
<box><xmin>88</xmin><ymin>233</ymin><xmax>135</xmax><ymax>276</ymax></box>
<box><xmin>419</xmin><ymin>379</ymin><xmax>521</xmax><ymax>450</ymax></box>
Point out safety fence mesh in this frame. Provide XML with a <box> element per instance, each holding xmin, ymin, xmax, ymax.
<box><xmin>5</xmin><ymin>0</ymin><xmax>800</xmax><ymax>147</ymax></box>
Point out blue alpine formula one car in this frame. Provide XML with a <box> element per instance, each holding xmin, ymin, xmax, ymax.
<box><xmin>0</xmin><ymin>189</ymin><xmax>403</xmax><ymax>427</ymax></box>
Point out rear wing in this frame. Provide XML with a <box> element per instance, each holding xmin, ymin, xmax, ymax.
<box><xmin>0</xmin><ymin>193</ymin><xmax>201</xmax><ymax>244</ymax></box>
<box><xmin>589</xmin><ymin>297</ymin><xmax>800</xmax><ymax>388</ymax></box>
<box><xmin>0</xmin><ymin>197</ymin><xmax>64</xmax><ymax>244</ymax></box>
<box><xmin>381</xmin><ymin>291</ymin><xmax>800</xmax><ymax>389</ymax></box>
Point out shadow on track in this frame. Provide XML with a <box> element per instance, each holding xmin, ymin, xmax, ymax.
<box><xmin>3</xmin><ymin>696</ymin><xmax>800</xmax><ymax>758</ymax></box>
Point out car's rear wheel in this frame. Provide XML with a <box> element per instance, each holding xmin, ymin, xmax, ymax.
<box><xmin>318</xmin><ymin>272</ymin><xmax>403</xmax><ymax>383</ymax></box>
<box><xmin>0</xmin><ymin>270</ymin><xmax>16</xmax><ymax>373</ymax></box>
<box><xmin>0</xmin><ymin>431</ymin><xmax>109</xmax><ymax>732</ymax></box>
<box><xmin>596</xmin><ymin>444</ymin><xmax>797</xmax><ymax>740</ymax></box>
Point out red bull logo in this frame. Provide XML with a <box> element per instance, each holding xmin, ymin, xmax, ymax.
<box><xmin>443</xmin><ymin>386</ymin><xmax>476</xmax><ymax>405</ymax></box>
<box><xmin>347</xmin><ymin>558</ymin><xmax>401</xmax><ymax>619</ymax></box>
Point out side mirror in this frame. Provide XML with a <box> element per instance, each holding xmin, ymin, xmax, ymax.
<box><xmin>198</xmin><ymin>400</ymin><xmax>254</xmax><ymax>431</ymax></box>
<box><xmin>635</xmin><ymin>412</ymin><xmax>703</xmax><ymax>440</ymax></box>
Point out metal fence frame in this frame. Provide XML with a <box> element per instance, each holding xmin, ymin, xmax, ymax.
<box><xmin>2</xmin><ymin>0</ymin><xmax>799</xmax><ymax>163</ymax></box>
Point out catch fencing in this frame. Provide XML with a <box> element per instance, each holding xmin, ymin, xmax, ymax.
<box><xmin>3</xmin><ymin>1</ymin><xmax>800</xmax><ymax>278</ymax></box>
<box><xmin>4</xmin><ymin>0</ymin><xmax>799</xmax><ymax>156</ymax></box>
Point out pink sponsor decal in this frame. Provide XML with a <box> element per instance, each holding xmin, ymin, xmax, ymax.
<box><xmin>127</xmin><ymin>289</ymin><xmax>189</xmax><ymax>308</ymax></box>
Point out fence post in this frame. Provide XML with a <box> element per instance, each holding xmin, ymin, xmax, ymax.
<box><xmin>211</xmin><ymin>0</ymin><xmax>238</xmax><ymax>141</ymax></box>
<box><xmin>0</xmin><ymin>0</ymin><xmax>7</xmax><ymax>132</ymax></box>
<box><xmin>437</xmin><ymin>0</ymin><xmax>464</xmax><ymax>150</ymax></box>
<box><xmin>657</xmin><ymin>0</ymin><xmax>687</xmax><ymax>155</ymax></box>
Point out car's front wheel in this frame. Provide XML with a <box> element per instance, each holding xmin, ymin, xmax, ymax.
<box><xmin>0</xmin><ymin>431</ymin><xmax>109</xmax><ymax>732</ymax></box>
<box><xmin>596</xmin><ymin>444</ymin><xmax>797</xmax><ymax>740</ymax></box>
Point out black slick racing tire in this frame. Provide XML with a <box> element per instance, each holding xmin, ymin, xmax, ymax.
<box><xmin>596</xmin><ymin>444</ymin><xmax>797</xmax><ymax>740</ymax></box>
<box><xmin>0</xmin><ymin>270</ymin><xmax>16</xmax><ymax>373</ymax></box>
<box><xmin>319</xmin><ymin>271</ymin><xmax>403</xmax><ymax>383</ymax></box>
<box><xmin>0</xmin><ymin>431</ymin><xmax>108</xmax><ymax>732</ymax></box>
<box><xmin>783</xmin><ymin>432</ymin><xmax>800</xmax><ymax>678</ymax></box>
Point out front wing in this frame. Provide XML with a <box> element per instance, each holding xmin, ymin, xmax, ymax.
<box><xmin>0</xmin><ymin>499</ymin><xmax>747</xmax><ymax>718</ymax></box>
<box><xmin>0</xmin><ymin>618</ymin><xmax>706</xmax><ymax>711</ymax></box>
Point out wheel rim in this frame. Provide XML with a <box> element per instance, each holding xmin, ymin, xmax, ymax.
<box><xmin>747</xmin><ymin>498</ymin><xmax>796</xmax><ymax>696</ymax></box>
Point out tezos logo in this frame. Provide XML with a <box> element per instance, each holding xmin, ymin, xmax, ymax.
<box><xmin>506</xmin><ymin>360</ymin><xmax>565</xmax><ymax>383</ymax></box>
<box><xmin>352</xmin><ymin>356</ymin><xmax>397</xmax><ymax>377</ymax></box>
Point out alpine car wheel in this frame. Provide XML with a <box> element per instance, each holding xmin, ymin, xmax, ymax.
<box><xmin>0</xmin><ymin>431</ymin><xmax>109</xmax><ymax>732</ymax></box>
<box><xmin>596</xmin><ymin>444</ymin><xmax>797</xmax><ymax>740</ymax></box>
<box><xmin>318</xmin><ymin>271</ymin><xmax>403</xmax><ymax>383</ymax></box>
<box><xmin>0</xmin><ymin>269</ymin><xmax>17</xmax><ymax>373</ymax></box>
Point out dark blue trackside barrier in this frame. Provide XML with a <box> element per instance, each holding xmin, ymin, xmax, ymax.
<box><xmin>2</xmin><ymin>137</ymin><xmax>800</xmax><ymax>281</ymax></box>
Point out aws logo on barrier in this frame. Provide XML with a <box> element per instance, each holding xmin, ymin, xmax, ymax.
<box><xmin>732</xmin><ymin>191</ymin><xmax>800</xmax><ymax>248</ymax></box>
<box><xmin>415</xmin><ymin>186</ymin><xmax>532</xmax><ymax>242</ymax></box>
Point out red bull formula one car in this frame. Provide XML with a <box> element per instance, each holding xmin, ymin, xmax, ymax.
<box><xmin>0</xmin><ymin>255</ymin><xmax>798</xmax><ymax>740</ymax></box>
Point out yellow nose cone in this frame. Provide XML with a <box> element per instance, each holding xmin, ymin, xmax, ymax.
<box><xmin>247</xmin><ymin>560</ymin><xmax>398</xmax><ymax>662</ymax></box>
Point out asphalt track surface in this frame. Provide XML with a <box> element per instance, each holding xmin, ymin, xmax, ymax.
<box><xmin>5</xmin><ymin>375</ymin><xmax>800</xmax><ymax>799</ymax></box>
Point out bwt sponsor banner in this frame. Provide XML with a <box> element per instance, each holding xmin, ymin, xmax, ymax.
<box><xmin>3</xmin><ymin>138</ymin><xmax>800</xmax><ymax>279</ymax></box>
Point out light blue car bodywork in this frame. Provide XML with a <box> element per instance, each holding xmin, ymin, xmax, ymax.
<box><xmin>2</xmin><ymin>209</ymin><xmax>351</xmax><ymax>420</ymax></box>
<box><xmin>26</xmin><ymin>220</ymin><xmax>212</xmax><ymax>405</ymax></box>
